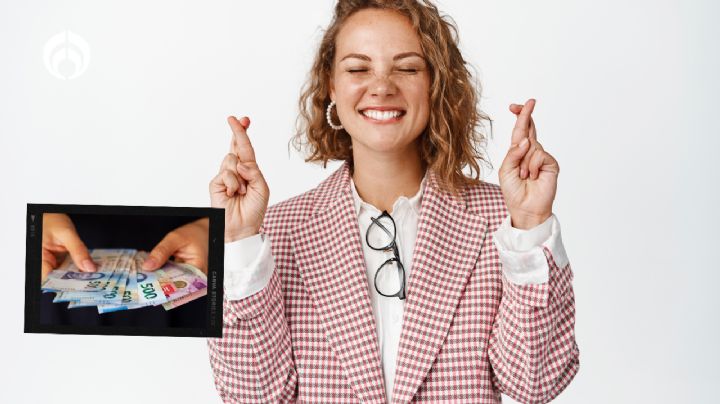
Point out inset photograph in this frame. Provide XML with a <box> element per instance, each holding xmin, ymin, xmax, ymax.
<box><xmin>25</xmin><ymin>205</ymin><xmax>224</xmax><ymax>337</ymax></box>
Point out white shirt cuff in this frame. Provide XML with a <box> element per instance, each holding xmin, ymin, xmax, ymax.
<box><xmin>224</xmin><ymin>234</ymin><xmax>275</xmax><ymax>300</ymax></box>
<box><xmin>492</xmin><ymin>213</ymin><xmax>569</xmax><ymax>285</ymax></box>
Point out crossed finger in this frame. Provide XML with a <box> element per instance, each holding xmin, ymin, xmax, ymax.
<box><xmin>510</xmin><ymin>100</ymin><xmax>541</xmax><ymax>179</ymax></box>
<box><xmin>228</xmin><ymin>116</ymin><xmax>256</xmax><ymax>162</ymax></box>
<box><xmin>521</xmin><ymin>118</ymin><xmax>542</xmax><ymax>178</ymax></box>
<box><xmin>510</xmin><ymin>98</ymin><xmax>536</xmax><ymax>146</ymax></box>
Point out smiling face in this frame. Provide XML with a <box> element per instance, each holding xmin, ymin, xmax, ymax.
<box><xmin>330</xmin><ymin>8</ymin><xmax>431</xmax><ymax>157</ymax></box>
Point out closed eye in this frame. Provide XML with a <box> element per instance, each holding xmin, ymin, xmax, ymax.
<box><xmin>347</xmin><ymin>69</ymin><xmax>418</xmax><ymax>73</ymax></box>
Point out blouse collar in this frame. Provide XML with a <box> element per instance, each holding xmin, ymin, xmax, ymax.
<box><xmin>349</xmin><ymin>171</ymin><xmax>427</xmax><ymax>217</ymax></box>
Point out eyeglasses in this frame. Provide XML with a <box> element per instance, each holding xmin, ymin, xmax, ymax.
<box><xmin>365</xmin><ymin>210</ymin><xmax>406</xmax><ymax>300</ymax></box>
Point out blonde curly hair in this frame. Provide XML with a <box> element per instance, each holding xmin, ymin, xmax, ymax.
<box><xmin>292</xmin><ymin>0</ymin><xmax>493</xmax><ymax>194</ymax></box>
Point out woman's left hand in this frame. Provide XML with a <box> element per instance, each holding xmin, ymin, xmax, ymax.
<box><xmin>141</xmin><ymin>218</ymin><xmax>209</xmax><ymax>275</ymax></box>
<box><xmin>498</xmin><ymin>99</ymin><xmax>560</xmax><ymax>230</ymax></box>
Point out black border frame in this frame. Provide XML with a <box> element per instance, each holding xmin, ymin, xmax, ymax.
<box><xmin>24</xmin><ymin>204</ymin><xmax>224</xmax><ymax>338</ymax></box>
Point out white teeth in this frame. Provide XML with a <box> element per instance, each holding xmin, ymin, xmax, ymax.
<box><xmin>362</xmin><ymin>109</ymin><xmax>403</xmax><ymax>121</ymax></box>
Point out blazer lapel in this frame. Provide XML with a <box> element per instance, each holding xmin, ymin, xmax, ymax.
<box><xmin>391</xmin><ymin>171</ymin><xmax>490</xmax><ymax>403</ymax></box>
<box><xmin>291</xmin><ymin>162</ymin><xmax>387</xmax><ymax>404</ymax></box>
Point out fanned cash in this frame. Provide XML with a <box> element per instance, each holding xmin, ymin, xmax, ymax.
<box><xmin>42</xmin><ymin>249</ymin><xmax>126</xmax><ymax>292</ymax></box>
<box><xmin>42</xmin><ymin>249</ymin><xmax>208</xmax><ymax>313</ymax></box>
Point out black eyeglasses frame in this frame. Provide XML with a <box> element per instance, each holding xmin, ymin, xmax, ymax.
<box><xmin>365</xmin><ymin>210</ymin><xmax>406</xmax><ymax>300</ymax></box>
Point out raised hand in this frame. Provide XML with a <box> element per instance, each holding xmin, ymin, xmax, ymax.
<box><xmin>498</xmin><ymin>99</ymin><xmax>560</xmax><ymax>230</ymax></box>
<box><xmin>209</xmin><ymin>116</ymin><xmax>270</xmax><ymax>242</ymax></box>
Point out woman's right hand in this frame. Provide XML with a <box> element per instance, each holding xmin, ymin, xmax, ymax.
<box><xmin>209</xmin><ymin>116</ymin><xmax>270</xmax><ymax>243</ymax></box>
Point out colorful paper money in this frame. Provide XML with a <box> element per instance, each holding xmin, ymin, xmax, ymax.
<box><xmin>42</xmin><ymin>249</ymin><xmax>207</xmax><ymax>313</ymax></box>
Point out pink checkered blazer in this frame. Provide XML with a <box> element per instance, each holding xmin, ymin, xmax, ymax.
<box><xmin>208</xmin><ymin>162</ymin><xmax>579</xmax><ymax>403</ymax></box>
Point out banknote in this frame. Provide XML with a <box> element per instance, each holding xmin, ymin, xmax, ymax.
<box><xmin>45</xmin><ymin>248</ymin><xmax>207</xmax><ymax>313</ymax></box>
<box><xmin>135</xmin><ymin>270</ymin><xmax>168</xmax><ymax>307</ymax></box>
<box><xmin>152</xmin><ymin>261</ymin><xmax>207</xmax><ymax>302</ymax></box>
<box><xmin>52</xmin><ymin>249</ymin><xmax>131</xmax><ymax>303</ymax></box>
<box><xmin>41</xmin><ymin>249</ymin><xmax>126</xmax><ymax>292</ymax></box>
<box><xmin>67</xmin><ymin>300</ymin><xmax>99</xmax><ymax>309</ymax></box>
<box><xmin>161</xmin><ymin>287</ymin><xmax>207</xmax><ymax>311</ymax></box>
<box><xmin>97</xmin><ymin>265</ymin><xmax>141</xmax><ymax>314</ymax></box>
<box><xmin>98</xmin><ymin>252</ymin><xmax>132</xmax><ymax>304</ymax></box>
<box><xmin>73</xmin><ymin>261</ymin><xmax>129</xmax><ymax>306</ymax></box>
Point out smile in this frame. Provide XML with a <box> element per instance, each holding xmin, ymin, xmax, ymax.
<box><xmin>359</xmin><ymin>109</ymin><xmax>406</xmax><ymax>123</ymax></box>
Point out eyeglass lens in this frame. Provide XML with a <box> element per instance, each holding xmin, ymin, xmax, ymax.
<box><xmin>374</xmin><ymin>258</ymin><xmax>404</xmax><ymax>296</ymax></box>
<box><xmin>367</xmin><ymin>214</ymin><xmax>396</xmax><ymax>250</ymax></box>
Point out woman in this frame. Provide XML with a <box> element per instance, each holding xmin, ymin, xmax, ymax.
<box><xmin>208</xmin><ymin>1</ymin><xmax>579</xmax><ymax>403</ymax></box>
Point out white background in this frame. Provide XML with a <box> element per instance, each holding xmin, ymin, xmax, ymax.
<box><xmin>1</xmin><ymin>0</ymin><xmax>718</xmax><ymax>403</ymax></box>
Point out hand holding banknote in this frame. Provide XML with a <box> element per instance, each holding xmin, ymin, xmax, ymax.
<box><xmin>141</xmin><ymin>218</ymin><xmax>209</xmax><ymax>275</ymax></box>
<box><xmin>41</xmin><ymin>213</ymin><xmax>97</xmax><ymax>282</ymax></box>
<box><xmin>43</xmin><ymin>249</ymin><xmax>208</xmax><ymax>313</ymax></box>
